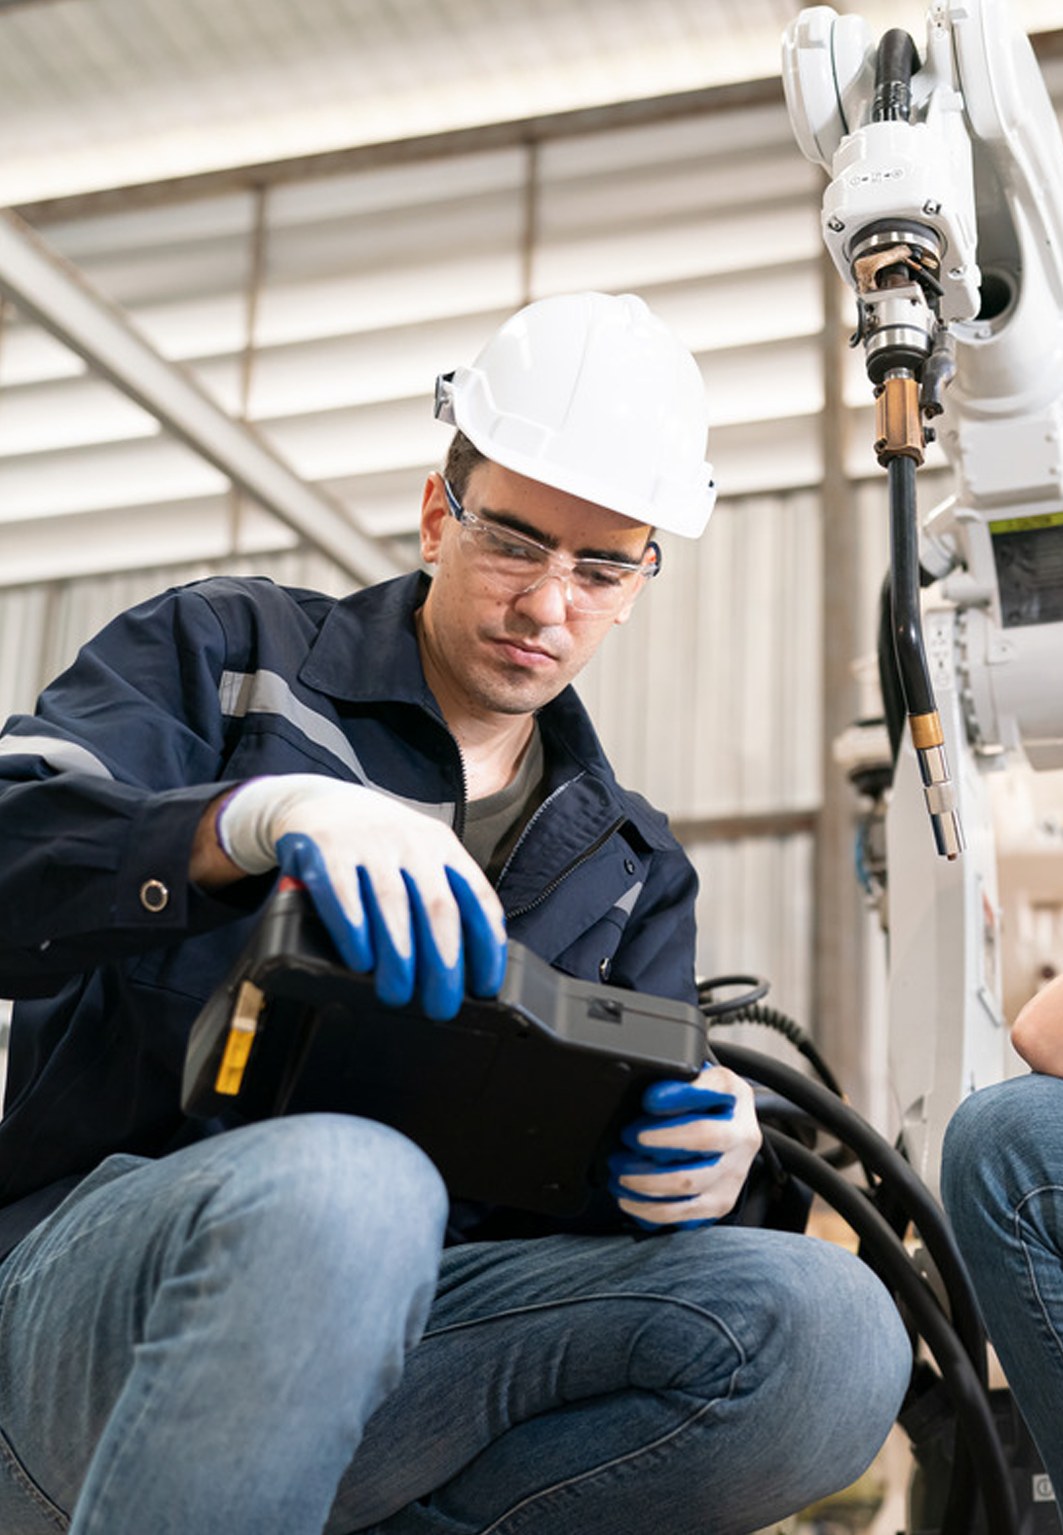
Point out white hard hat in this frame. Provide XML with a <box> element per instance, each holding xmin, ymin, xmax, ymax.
<box><xmin>434</xmin><ymin>292</ymin><xmax>716</xmax><ymax>538</ymax></box>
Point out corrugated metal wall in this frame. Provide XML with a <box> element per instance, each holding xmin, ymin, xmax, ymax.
<box><xmin>578</xmin><ymin>489</ymin><xmax>823</xmax><ymax>999</ymax></box>
<box><xmin>0</xmin><ymin>86</ymin><xmax>963</xmax><ymax>1090</ymax></box>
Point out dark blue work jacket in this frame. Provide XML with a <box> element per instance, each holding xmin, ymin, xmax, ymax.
<box><xmin>0</xmin><ymin>572</ymin><xmax>698</xmax><ymax>1261</ymax></box>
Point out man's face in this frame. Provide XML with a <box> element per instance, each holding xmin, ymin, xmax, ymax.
<box><xmin>418</xmin><ymin>461</ymin><xmax>653</xmax><ymax>721</ymax></box>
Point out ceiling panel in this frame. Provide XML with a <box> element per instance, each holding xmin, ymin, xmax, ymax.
<box><xmin>0</xmin><ymin>0</ymin><xmax>1058</xmax><ymax>208</ymax></box>
<box><xmin>0</xmin><ymin>0</ymin><xmax>1061</xmax><ymax>589</ymax></box>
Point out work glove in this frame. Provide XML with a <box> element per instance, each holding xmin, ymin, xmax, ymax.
<box><xmin>216</xmin><ymin>774</ymin><xmax>507</xmax><ymax>1020</ymax></box>
<box><xmin>607</xmin><ymin>1065</ymin><xmax>761</xmax><ymax>1229</ymax></box>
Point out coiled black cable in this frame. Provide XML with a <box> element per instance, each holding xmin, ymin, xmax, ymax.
<box><xmin>717</xmin><ymin>999</ymin><xmax>845</xmax><ymax>1100</ymax></box>
<box><xmin>712</xmin><ymin>1041</ymin><xmax>1016</xmax><ymax>1535</ymax></box>
<box><xmin>762</xmin><ymin>1129</ymin><xmax>1015</xmax><ymax>1535</ymax></box>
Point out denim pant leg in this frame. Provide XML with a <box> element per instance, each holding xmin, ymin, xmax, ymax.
<box><xmin>329</xmin><ymin>1226</ymin><xmax>912</xmax><ymax>1535</ymax></box>
<box><xmin>0</xmin><ymin>1114</ymin><xmax>448</xmax><ymax>1535</ymax></box>
<box><xmin>943</xmin><ymin>1073</ymin><xmax>1063</xmax><ymax>1512</ymax></box>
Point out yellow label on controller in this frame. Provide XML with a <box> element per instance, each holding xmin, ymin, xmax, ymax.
<box><xmin>214</xmin><ymin>980</ymin><xmax>265</xmax><ymax>1095</ymax></box>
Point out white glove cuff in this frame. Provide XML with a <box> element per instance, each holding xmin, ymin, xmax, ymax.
<box><xmin>216</xmin><ymin>773</ymin><xmax>335</xmax><ymax>875</ymax></box>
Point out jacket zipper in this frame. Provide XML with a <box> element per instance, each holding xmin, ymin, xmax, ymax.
<box><xmin>505</xmin><ymin>810</ymin><xmax>627</xmax><ymax>921</ymax></box>
<box><xmin>453</xmin><ymin>742</ymin><xmax>469</xmax><ymax>842</ymax></box>
<box><xmin>495</xmin><ymin>774</ymin><xmax>576</xmax><ymax>891</ymax></box>
<box><xmin>428</xmin><ymin>712</ymin><xmax>468</xmax><ymax>841</ymax></box>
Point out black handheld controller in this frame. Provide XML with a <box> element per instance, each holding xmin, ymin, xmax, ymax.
<box><xmin>182</xmin><ymin>881</ymin><xmax>708</xmax><ymax>1215</ymax></box>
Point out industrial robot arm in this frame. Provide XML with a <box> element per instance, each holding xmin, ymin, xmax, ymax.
<box><xmin>783</xmin><ymin>0</ymin><xmax>1063</xmax><ymax>1186</ymax></box>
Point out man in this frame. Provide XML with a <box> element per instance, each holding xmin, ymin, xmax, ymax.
<box><xmin>943</xmin><ymin>972</ymin><xmax>1063</xmax><ymax>1515</ymax></box>
<box><xmin>0</xmin><ymin>292</ymin><xmax>909</xmax><ymax>1535</ymax></box>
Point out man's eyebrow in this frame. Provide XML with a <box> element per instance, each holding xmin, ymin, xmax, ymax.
<box><xmin>478</xmin><ymin>506</ymin><xmax>560</xmax><ymax>549</ymax></box>
<box><xmin>478</xmin><ymin>506</ymin><xmax>645</xmax><ymax>565</ymax></box>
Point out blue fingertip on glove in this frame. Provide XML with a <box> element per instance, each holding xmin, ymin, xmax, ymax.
<box><xmin>358</xmin><ymin>867</ymin><xmax>418</xmax><ymax>1009</ymax></box>
<box><xmin>620</xmin><ymin>1080</ymin><xmax>734</xmax><ymax>1164</ymax></box>
<box><xmin>404</xmin><ymin>871</ymin><xmax>462</xmax><ymax>1020</ymax></box>
<box><xmin>446</xmin><ymin>867</ymin><xmax>507</xmax><ymax>998</ymax></box>
<box><xmin>642</xmin><ymin>1078</ymin><xmax>735</xmax><ymax>1116</ymax></box>
<box><xmin>606</xmin><ymin>1149</ymin><xmax>718</xmax><ymax>1231</ymax></box>
<box><xmin>277</xmin><ymin>833</ymin><xmax>375</xmax><ymax>974</ymax></box>
<box><xmin>403</xmin><ymin>867</ymin><xmax>507</xmax><ymax>1019</ymax></box>
<box><xmin>275</xmin><ymin>835</ymin><xmax>506</xmax><ymax>1021</ymax></box>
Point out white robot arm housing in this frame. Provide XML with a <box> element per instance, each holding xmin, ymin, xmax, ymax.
<box><xmin>783</xmin><ymin>0</ymin><xmax>1063</xmax><ymax>1186</ymax></box>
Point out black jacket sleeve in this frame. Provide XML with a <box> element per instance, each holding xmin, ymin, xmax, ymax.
<box><xmin>0</xmin><ymin>587</ymin><xmax>261</xmax><ymax>992</ymax></box>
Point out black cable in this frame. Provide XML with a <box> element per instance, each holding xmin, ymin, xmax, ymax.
<box><xmin>890</xmin><ymin>454</ymin><xmax>938</xmax><ymax>720</ymax></box>
<box><xmin>698</xmin><ymin>974</ymin><xmax>844</xmax><ymax>1096</ymax></box>
<box><xmin>874</xmin><ymin>30</ymin><xmax>920</xmax><ymax>123</ymax></box>
<box><xmin>878</xmin><ymin>571</ymin><xmax>908</xmax><ymax>767</ymax></box>
<box><xmin>710</xmin><ymin>1042</ymin><xmax>987</xmax><ymax>1376</ymax></box>
<box><xmin>764</xmin><ymin>1130</ymin><xmax>1018</xmax><ymax>1535</ymax></box>
<box><xmin>878</xmin><ymin>557</ymin><xmax>943</xmax><ymax>774</ymax></box>
<box><xmin>696</xmin><ymin>974</ymin><xmax>769</xmax><ymax>1017</ymax></box>
<box><xmin>715</xmin><ymin>1001</ymin><xmax>846</xmax><ymax>1100</ymax></box>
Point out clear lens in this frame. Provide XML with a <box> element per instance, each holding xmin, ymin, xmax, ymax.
<box><xmin>458</xmin><ymin>518</ymin><xmax>648</xmax><ymax>614</ymax></box>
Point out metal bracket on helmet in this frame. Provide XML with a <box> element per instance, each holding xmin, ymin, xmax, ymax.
<box><xmin>433</xmin><ymin>371</ymin><xmax>457</xmax><ymax>425</ymax></box>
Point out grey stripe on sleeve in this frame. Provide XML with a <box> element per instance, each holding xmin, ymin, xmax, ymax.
<box><xmin>219</xmin><ymin>668</ymin><xmax>369</xmax><ymax>778</ymax></box>
<box><xmin>613</xmin><ymin>881</ymin><xmax>644</xmax><ymax>916</ymax></box>
<box><xmin>218</xmin><ymin>668</ymin><xmax>454</xmax><ymax>826</ymax></box>
<box><xmin>0</xmin><ymin>733</ymin><xmax>114</xmax><ymax>779</ymax></box>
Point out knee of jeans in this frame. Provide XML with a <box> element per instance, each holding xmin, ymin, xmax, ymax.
<box><xmin>769</xmin><ymin>1240</ymin><xmax>912</xmax><ymax>1427</ymax></box>
<box><xmin>794</xmin><ymin>1253</ymin><xmax>911</xmax><ymax>1492</ymax></box>
<box><xmin>199</xmin><ymin>1114</ymin><xmax>448</xmax><ymax>1276</ymax></box>
<box><xmin>941</xmin><ymin>1089</ymin><xmax>991</xmax><ymax>1217</ymax></box>
<box><xmin>942</xmin><ymin>1078</ymin><xmax>1041</xmax><ymax>1219</ymax></box>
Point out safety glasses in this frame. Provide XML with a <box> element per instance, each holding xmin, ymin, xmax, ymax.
<box><xmin>443</xmin><ymin>479</ymin><xmax>660</xmax><ymax>617</ymax></box>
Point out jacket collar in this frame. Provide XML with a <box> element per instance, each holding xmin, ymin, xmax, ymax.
<box><xmin>300</xmin><ymin>572</ymin><xmax>437</xmax><ymax>712</ymax></box>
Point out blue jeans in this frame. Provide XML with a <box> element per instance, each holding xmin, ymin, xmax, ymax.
<box><xmin>0</xmin><ymin>1114</ymin><xmax>910</xmax><ymax>1535</ymax></box>
<box><xmin>943</xmin><ymin>1074</ymin><xmax>1063</xmax><ymax>1519</ymax></box>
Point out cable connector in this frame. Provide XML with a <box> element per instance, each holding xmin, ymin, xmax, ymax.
<box><xmin>910</xmin><ymin>710</ymin><xmax>965</xmax><ymax>860</ymax></box>
<box><xmin>875</xmin><ymin>372</ymin><xmax>925</xmax><ymax>465</ymax></box>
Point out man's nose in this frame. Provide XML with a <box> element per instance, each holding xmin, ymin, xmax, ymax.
<box><xmin>512</xmin><ymin>570</ymin><xmax>571</xmax><ymax>624</ymax></box>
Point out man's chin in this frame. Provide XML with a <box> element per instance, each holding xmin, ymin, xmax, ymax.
<box><xmin>469</xmin><ymin>667</ymin><xmax>567</xmax><ymax>716</ymax></box>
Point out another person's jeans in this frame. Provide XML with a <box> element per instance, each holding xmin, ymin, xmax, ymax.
<box><xmin>0</xmin><ymin>1113</ymin><xmax>910</xmax><ymax>1535</ymax></box>
<box><xmin>943</xmin><ymin>1072</ymin><xmax>1063</xmax><ymax>1520</ymax></box>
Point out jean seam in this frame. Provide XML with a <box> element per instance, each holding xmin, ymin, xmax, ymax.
<box><xmin>75</xmin><ymin>1364</ymin><xmax>161</xmax><ymax>1535</ymax></box>
<box><xmin>421</xmin><ymin>1288</ymin><xmax>745</xmax><ymax>1351</ymax></box>
<box><xmin>0</xmin><ymin>1426</ymin><xmax>70</xmax><ymax>1531</ymax></box>
<box><xmin>476</xmin><ymin>1392</ymin><xmax>725</xmax><ymax>1535</ymax></box>
<box><xmin>420</xmin><ymin>1289</ymin><xmax>745</xmax><ymax>1535</ymax></box>
<box><xmin>1014</xmin><ymin>1183</ymin><xmax>1063</xmax><ymax>1365</ymax></box>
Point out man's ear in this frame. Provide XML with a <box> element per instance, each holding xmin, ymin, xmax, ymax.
<box><xmin>420</xmin><ymin>473</ymin><xmax>448</xmax><ymax>565</ymax></box>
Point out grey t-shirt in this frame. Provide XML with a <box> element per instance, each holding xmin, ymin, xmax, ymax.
<box><xmin>462</xmin><ymin>724</ymin><xmax>545</xmax><ymax>883</ymax></box>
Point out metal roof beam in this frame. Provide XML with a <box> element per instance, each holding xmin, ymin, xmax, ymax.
<box><xmin>0</xmin><ymin>207</ymin><xmax>406</xmax><ymax>586</ymax></box>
